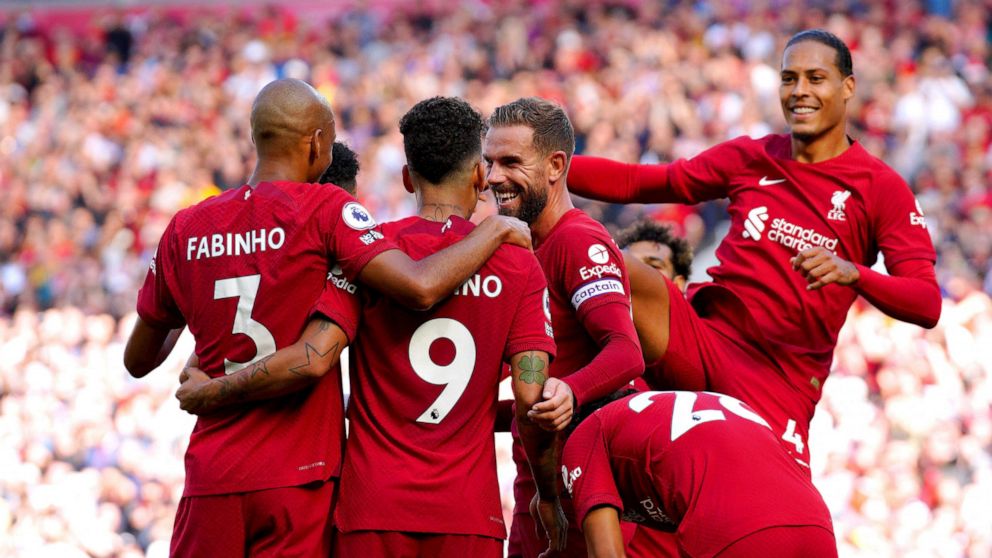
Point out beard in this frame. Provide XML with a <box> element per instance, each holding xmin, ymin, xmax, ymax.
<box><xmin>499</xmin><ymin>184</ymin><xmax>549</xmax><ymax>225</ymax></box>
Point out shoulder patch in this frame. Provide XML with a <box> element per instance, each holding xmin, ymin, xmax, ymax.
<box><xmin>342</xmin><ymin>202</ymin><xmax>377</xmax><ymax>230</ymax></box>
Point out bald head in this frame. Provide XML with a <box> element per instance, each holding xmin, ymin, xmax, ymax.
<box><xmin>251</xmin><ymin>79</ymin><xmax>335</xmax><ymax>159</ymax></box>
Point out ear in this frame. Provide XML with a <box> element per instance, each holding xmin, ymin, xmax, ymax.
<box><xmin>402</xmin><ymin>165</ymin><xmax>415</xmax><ymax>193</ymax></box>
<box><xmin>842</xmin><ymin>74</ymin><xmax>856</xmax><ymax>102</ymax></box>
<box><xmin>674</xmin><ymin>276</ymin><xmax>687</xmax><ymax>293</ymax></box>
<box><xmin>472</xmin><ymin>160</ymin><xmax>486</xmax><ymax>194</ymax></box>
<box><xmin>547</xmin><ymin>150</ymin><xmax>568</xmax><ymax>184</ymax></box>
<box><xmin>308</xmin><ymin>128</ymin><xmax>322</xmax><ymax>165</ymax></box>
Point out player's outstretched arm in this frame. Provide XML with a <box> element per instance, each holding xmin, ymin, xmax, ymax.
<box><xmin>123</xmin><ymin>318</ymin><xmax>184</xmax><ymax>378</ymax></box>
<box><xmin>583</xmin><ymin>506</ymin><xmax>626</xmax><ymax>558</ymax></box>
<box><xmin>567</xmin><ymin>155</ymin><xmax>671</xmax><ymax>204</ymax></box>
<box><xmin>359</xmin><ymin>215</ymin><xmax>532</xmax><ymax>311</ymax></box>
<box><xmin>175</xmin><ymin>317</ymin><xmax>348</xmax><ymax>415</ymax></box>
<box><xmin>512</xmin><ymin>350</ymin><xmax>568</xmax><ymax>554</ymax></box>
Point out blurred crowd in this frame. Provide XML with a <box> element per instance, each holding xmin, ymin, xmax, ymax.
<box><xmin>0</xmin><ymin>0</ymin><xmax>989</xmax><ymax>556</ymax></box>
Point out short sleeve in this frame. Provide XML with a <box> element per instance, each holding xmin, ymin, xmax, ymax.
<box><xmin>562</xmin><ymin>414</ymin><xmax>623</xmax><ymax>530</ymax></box>
<box><xmin>318</xmin><ymin>191</ymin><xmax>398</xmax><ymax>280</ymax></box>
<box><xmin>871</xmin><ymin>174</ymin><xmax>937</xmax><ymax>267</ymax></box>
<box><xmin>136</xmin><ymin>216</ymin><xmax>186</xmax><ymax>329</ymax></box>
<box><xmin>555</xmin><ymin>233</ymin><xmax>630</xmax><ymax>321</ymax></box>
<box><xmin>309</xmin><ymin>269</ymin><xmax>362</xmax><ymax>342</ymax></box>
<box><xmin>504</xmin><ymin>255</ymin><xmax>557</xmax><ymax>361</ymax></box>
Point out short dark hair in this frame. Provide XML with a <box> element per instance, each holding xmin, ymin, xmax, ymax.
<box><xmin>320</xmin><ymin>141</ymin><xmax>360</xmax><ymax>195</ymax></box>
<box><xmin>615</xmin><ymin>220</ymin><xmax>693</xmax><ymax>279</ymax></box>
<box><xmin>785</xmin><ymin>29</ymin><xmax>853</xmax><ymax>77</ymax></box>
<box><xmin>564</xmin><ymin>388</ymin><xmax>638</xmax><ymax>438</ymax></box>
<box><xmin>398</xmin><ymin>96</ymin><xmax>484</xmax><ymax>185</ymax></box>
<box><xmin>488</xmin><ymin>97</ymin><xmax>575</xmax><ymax>164</ymax></box>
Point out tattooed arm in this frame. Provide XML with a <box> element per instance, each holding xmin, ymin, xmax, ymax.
<box><xmin>512</xmin><ymin>351</ymin><xmax>567</xmax><ymax>553</ymax></box>
<box><xmin>175</xmin><ymin>317</ymin><xmax>348</xmax><ymax>415</ymax></box>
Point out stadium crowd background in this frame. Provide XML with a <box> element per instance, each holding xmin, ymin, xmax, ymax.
<box><xmin>0</xmin><ymin>0</ymin><xmax>989</xmax><ymax>556</ymax></box>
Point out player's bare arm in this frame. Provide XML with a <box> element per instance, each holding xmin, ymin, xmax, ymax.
<box><xmin>583</xmin><ymin>506</ymin><xmax>626</xmax><ymax>558</ymax></box>
<box><xmin>175</xmin><ymin>317</ymin><xmax>348</xmax><ymax>414</ymax></box>
<box><xmin>123</xmin><ymin>318</ymin><xmax>184</xmax><ymax>378</ymax></box>
<box><xmin>790</xmin><ymin>246</ymin><xmax>860</xmax><ymax>290</ymax></box>
<box><xmin>512</xmin><ymin>350</ymin><xmax>568</xmax><ymax>554</ymax></box>
<box><xmin>623</xmin><ymin>252</ymin><xmax>671</xmax><ymax>365</ymax></box>
<box><xmin>358</xmin><ymin>214</ymin><xmax>531</xmax><ymax>311</ymax></box>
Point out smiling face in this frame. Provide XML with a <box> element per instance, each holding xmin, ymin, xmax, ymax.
<box><xmin>483</xmin><ymin>125</ymin><xmax>550</xmax><ymax>225</ymax></box>
<box><xmin>779</xmin><ymin>40</ymin><xmax>854</xmax><ymax>143</ymax></box>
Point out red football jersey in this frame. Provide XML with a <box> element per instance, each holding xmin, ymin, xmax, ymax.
<box><xmin>561</xmin><ymin>391</ymin><xmax>834</xmax><ymax>557</ymax></box>
<box><xmin>666</xmin><ymin>134</ymin><xmax>936</xmax><ymax>456</ymax></box>
<box><xmin>136</xmin><ymin>181</ymin><xmax>394</xmax><ymax>496</ymax></box>
<box><xmin>511</xmin><ymin>208</ymin><xmax>634</xmax><ymax>508</ymax></box>
<box><xmin>334</xmin><ymin>216</ymin><xmax>556</xmax><ymax>539</ymax></box>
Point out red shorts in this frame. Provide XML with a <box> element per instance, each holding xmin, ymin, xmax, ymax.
<box><xmin>651</xmin><ymin>278</ymin><xmax>816</xmax><ymax>468</ymax></box>
<box><xmin>335</xmin><ymin>530</ymin><xmax>502</xmax><ymax>558</ymax></box>
<box><xmin>627</xmin><ymin>525</ymin><xmax>678</xmax><ymax>558</ymax></box>
<box><xmin>170</xmin><ymin>480</ymin><xmax>336</xmax><ymax>558</ymax></box>
<box><xmin>714</xmin><ymin>525</ymin><xmax>837</xmax><ymax>558</ymax></box>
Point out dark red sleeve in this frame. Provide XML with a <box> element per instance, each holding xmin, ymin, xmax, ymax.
<box><xmin>853</xmin><ymin>259</ymin><xmax>941</xmax><ymax>328</ymax></box>
<box><xmin>561</xmin><ymin>414</ymin><xmax>623</xmax><ymax>529</ymax></box>
<box><xmin>504</xmin><ymin>255</ymin><xmax>557</xmax><ymax>360</ymax></box>
<box><xmin>319</xmin><ymin>190</ymin><xmax>398</xmax><ymax>280</ymax></box>
<box><xmin>136</xmin><ymin>216</ymin><xmax>186</xmax><ymax>329</ymax></box>
<box><xmin>563</xmin><ymin>301</ymin><xmax>644</xmax><ymax>407</ymax></box>
<box><xmin>567</xmin><ymin>140</ymin><xmax>750</xmax><ymax>205</ymax></box>
<box><xmin>309</xmin><ymin>277</ymin><xmax>362</xmax><ymax>342</ymax></box>
<box><xmin>567</xmin><ymin>156</ymin><xmax>671</xmax><ymax>204</ymax></box>
<box><xmin>869</xmin><ymin>171</ymin><xmax>937</xmax><ymax>267</ymax></box>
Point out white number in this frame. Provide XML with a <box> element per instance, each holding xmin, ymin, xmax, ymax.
<box><xmin>214</xmin><ymin>274</ymin><xmax>277</xmax><ymax>375</ymax></box>
<box><xmin>782</xmin><ymin>419</ymin><xmax>805</xmax><ymax>455</ymax></box>
<box><xmin>629</xmin><ymin>391</ymin><xmax>771</xmax><ymax>442</ymax></box>
<box><xmin>408</xmin><ymin>318</ymin><xmax>476</xmax><ymax>424</ymax></box>
<box><xmin>669</xmin><ymin>392</ymin><xmax>726</xmax><ymax>441</ymax></box>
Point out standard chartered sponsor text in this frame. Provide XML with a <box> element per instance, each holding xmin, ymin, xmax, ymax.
<box><xmin>768</xmin><ymin>218</ymin><xmax>838</xmax><ymax>252</ymax></box>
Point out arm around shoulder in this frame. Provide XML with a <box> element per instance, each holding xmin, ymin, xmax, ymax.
<box><xmin>358</xmin><ymin>215</ymin><xmax>532</xmax><ymax>310</ymax></box>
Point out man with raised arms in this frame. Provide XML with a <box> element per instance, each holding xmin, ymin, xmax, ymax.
<box><xmin>565</xmin><ymin>30</ymin><xmax>940</xmax><ymax>470</ymax></box>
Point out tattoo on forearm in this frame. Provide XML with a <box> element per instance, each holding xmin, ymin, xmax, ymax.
<box><xmin>317</xmin><ymin>319</ymin><xmax>332</xmax><ymax>332</ymax></box>
<box><xmin>248</xmin><ymin>354</ymin><xmax>274</xmax><ymax>379</ymax></box>
<box><xmin>519</xmin><ymin>353</ymin><xmax>547</xmax><ymax>385</ymax></box>
<box><xmin>288</xmin><ymin>341</ymin><xmax>341</xmax><ymax>376</ymax></box>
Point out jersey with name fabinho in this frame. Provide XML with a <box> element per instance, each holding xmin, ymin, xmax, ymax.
<box><xmin>666</xmin><ymin>135</ymin><xmax>935</xmax><ymax>441</ymax></box>
<box><xmin>562</xmin><ymin>391</ymin><xmax>833</xmax><ymax>557</ymax></box>
<box><xmin>335</xmin><ymin>216</ymin><xmax>555</xmax><ymax>539</ymax></box>
<box><xmin>511</xmin><ymin>208</ymin><xmax>634</xmax><ymax>511</ymax></box>
<box><xmin>136</xmin><ymin>181</ymin><xmax>394</xmax><ymax>496</ymax></box>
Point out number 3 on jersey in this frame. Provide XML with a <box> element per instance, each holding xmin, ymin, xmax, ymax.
<box><xmin>214</xmin><ymin>274</ymin><xmax>276</xmax><ymax>375</ymax></box>
<box><xmin>408</xmin><ymin>318</ymin><xmax>476</xmax><ymax>424</ymax></box>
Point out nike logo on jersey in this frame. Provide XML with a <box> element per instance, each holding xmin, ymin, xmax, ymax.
<box><xmin>758</xmin><ymin>176</ymin><xmax>787</xmax><ymax>186</ymax></box>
